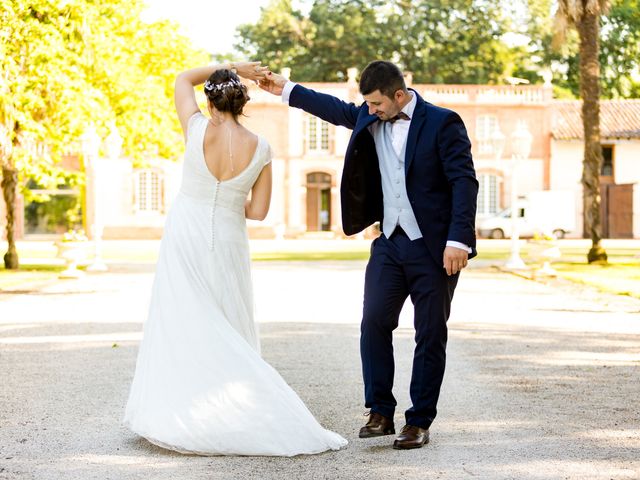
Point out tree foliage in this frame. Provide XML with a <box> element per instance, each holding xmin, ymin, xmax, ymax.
<box><xmin>235</xmin><ymin>0</ymin><xmax>313</xmax><ymax>77</ymax></box>
<box><xmin>598</xmin><ymin>0</ymin><xmax>640</xmax><ymax>98</ymax></box>
<box><xmin>235</xmin><ymin>0</ymin><xmax>640</xmax><ymax>98</ymax></box>
<box><xmin>387</xmin><ymin>0</ymin><xmax>516</xmax><ymax>84</ymax></box>
<box><xmin>515</xmin><ymin>0</ymin><xmax>639</xmax><ymax>98</ymax></box>
<box><xmin>236</xmin><ymin>0</ymin><xmax>519</xmax><ymax>83</ymax></box>
<box><xmin>2</xmin><ymin>0</ymin><xmax>207</xmax><ymax>163</ymax></box>
<box><xmin>1</xmin><ymin>0</ymin><xmax>207</xmax><ymax>267</ymax></box>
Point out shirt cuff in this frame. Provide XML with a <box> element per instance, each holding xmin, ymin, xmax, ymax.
<box><xmin>282</xmin><ymin>81</ymin><xmax>296</xmax><ymax>105</ymax></box>
<box><xmin>446</xmin><ymin>240</ymin><xmax>472</xmax><ymax>253</ymax></box>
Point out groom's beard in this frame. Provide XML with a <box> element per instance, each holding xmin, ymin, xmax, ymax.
<box><xmin>376</xmin><ymin>105</ymin><xmax>403</xmax><ymax>121</ymax></box>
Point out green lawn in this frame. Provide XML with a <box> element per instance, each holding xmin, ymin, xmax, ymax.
<box><xmin>252</xmin><ymin>251</ymin><xmax>369</xmax><ymax>261</ymax></box>
<box><xmin>485</xmin><ymin>244</ymin><xmax>640</xmax><ymax>299</ymax></box>
<box><xmin>1</xmin><ymin>240</ymin><xmax>638</xmax><ymax>298</ymax></box>
<box><xmin>0</xmin><ymin>264</ymin><xmax>63</xmax><ymax>289</ymax></box>
<box><xmin>552</xmin><ymin>261</ymin><xmax>640</xmax><ymax>299</ymax></box>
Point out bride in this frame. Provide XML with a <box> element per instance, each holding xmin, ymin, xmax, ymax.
<box><xmin>123</xmin><ymin>61</ymin><xmax>347</xmax><ymax>456</ymax></box>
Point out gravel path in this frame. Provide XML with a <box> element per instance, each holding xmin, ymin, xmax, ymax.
<box><xmin>1</xmin><ymin>262</ymin><xmax>639</xmax><ymax>480</ymax></box>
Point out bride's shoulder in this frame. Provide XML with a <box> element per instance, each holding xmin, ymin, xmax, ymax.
<box><xmin>238</xmin><ymin>127</ymin><xmax>271</xmax><ymax>164</ymax></box>
<box><xmin>186</xmin><ymin>112</ymin><xmax>207</xmax><ymax>137</ymax></box>
<box><xmin>188</xmin><ymin>111</ymin><xmax>206</xmax><ymax>125</ymax></box>
<box><xmin>252</xmin><ymin>134</ymin><xmax>272</xmax><ymax>165</ymax></box>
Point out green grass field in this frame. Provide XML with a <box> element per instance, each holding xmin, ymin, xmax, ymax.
<box><xmin>1</xmin><ymin>240</ymin><xmax>638</xmax><ymax>298</ymax></box>
<box><xmin>552</xmin><ymin>261</ymin><xmax>640</xmax><ymax>298</ymax></box>
<box><xmin>0</xmin><ymin>265</ymin><xmax>63</xmax><ymax>289</ymax></box>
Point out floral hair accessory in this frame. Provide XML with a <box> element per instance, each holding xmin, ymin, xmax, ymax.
<box><xmin>204</xmin><ymin>78</ymin><xmax>242</xmax><ymax>93</ymax></box>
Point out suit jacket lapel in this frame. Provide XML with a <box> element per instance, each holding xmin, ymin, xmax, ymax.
<box><xmin>353</xmin><ymin>113</ymin><xmax>378</xmax><ymax>137</ymax></box>
<box><xmin>405</xmin><ymin>93</ymin><xmax>427</xmax><ymax>175</ymax></box>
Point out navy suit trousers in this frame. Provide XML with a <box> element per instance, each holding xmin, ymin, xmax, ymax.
<box><xmin>360</xmin><ymin>228</ymin><xmax>459</xmax><ymax>429</ymax></box>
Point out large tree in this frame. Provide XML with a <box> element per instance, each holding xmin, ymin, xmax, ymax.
<box><xmin>554</xmin><ymin>0</ymin><xmax>609</xmax><ymax>263</ymax></box>
<box><xmin>385</xmin><ymin>0</ymin><xmax>515</xmax><ymax>84</ymax></box>
<box><xmin>235</xmin><ymin>0</ymin><xmax>313</xmax><ymax>77</ymax></box>
<box><xmin>1</xmin><ymin>0</ymin><xmax>206</xmax><ymax>269</ymax></box>
<box><xmin>597</xmin><ymin>0</ymin><xmax>640</xmax><ymax>98</ymax></box>
<box><xmin>299</xmin><ymin>0</ymin><xmax>390</xmax><ymax>81</ymax></box>
<box><xmin>236</xmin><ymin>0</ymin><xmax>519</xmax><ymax>83</ymax></box>
<box><xmin>237</xmin><ymin>0</ymin><xmax>639</xmax><ymax>98</ymax></box>
<box><xmin>0</xmin><ymin>0</ymin><xmax>82</xmax><ymax>268</ymax></box>
<box><xmin>514</xmin><ymin>0</ymin><xmax>640</xmax><ymax>98</ymax></box>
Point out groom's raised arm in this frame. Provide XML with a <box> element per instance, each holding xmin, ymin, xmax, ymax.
<box><xmin>260</xmin><ymin>72</ymin><xmax>360</xmax><ymax>130</ymax></box>
<box><xmin>287</xmin><ymin>83</ymin><xmax>360</xmax><ymax>130</ymax></box>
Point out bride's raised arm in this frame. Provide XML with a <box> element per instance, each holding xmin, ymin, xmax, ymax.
<box><xmin>174</xmin><ymin>62</ymin><xmax>268</xmax><ymax>137</ymax></box>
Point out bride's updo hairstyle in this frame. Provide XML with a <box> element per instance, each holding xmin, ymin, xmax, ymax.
<box><xmin>203</xmin><ymin>69</ymin><xmax>250</xmax><ymax>118</ymax></box>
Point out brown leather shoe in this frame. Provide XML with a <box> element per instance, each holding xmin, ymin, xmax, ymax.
<box><xmin>393</xmin><ymin>425</ymin><xmax>430</xmax><ymax>449</ymax></box>
<box><xmin>358</xmin><ymin>412</ymin><xmax>395</xmax><ymax>438</ymax></box>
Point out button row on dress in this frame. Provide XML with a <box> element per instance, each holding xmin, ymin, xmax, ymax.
<box><xmin>210</xmin><ymin>182</ymin><xmax>220</xmax><ymax>251</ymax></box>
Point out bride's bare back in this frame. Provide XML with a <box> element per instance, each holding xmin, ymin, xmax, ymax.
<box><xmin>203</xmin><ymin>122</ymin><xmax>259</xmax><ymax>182</ymax></box>
<box><xmin>174</xmin><ymin>63</ymin><xmax>272</xmax><ymax>220</ymax></box>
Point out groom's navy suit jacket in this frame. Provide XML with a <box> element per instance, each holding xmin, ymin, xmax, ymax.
<box><xmin>289</xmin><ymin>84</ymin><xmax>479</xmax><ymax>264</ymax></box>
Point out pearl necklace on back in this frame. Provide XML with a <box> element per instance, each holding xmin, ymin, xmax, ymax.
<box><xmin>208</xmin><ymin>114</ymin><xmax>235</xmax><ymax>174</ymax></box>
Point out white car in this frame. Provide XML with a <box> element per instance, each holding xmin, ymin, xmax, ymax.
<box><xmin>477</xmin><ymin>191</ymin><xmax>576</xmax><ymax>239</ymax></box>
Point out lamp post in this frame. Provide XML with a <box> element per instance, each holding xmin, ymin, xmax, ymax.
<box><xmin>81</xmin><ymin>125</ymin><xmax>108</xmax><ymax>272</ymax></box>
<box><xmin>506</xmin><ymin>120</ymin><xmax>532</xmax><ymax>269</ymax></box>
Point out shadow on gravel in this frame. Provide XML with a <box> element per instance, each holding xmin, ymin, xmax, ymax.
<box><xmin>442</xmin><ymin>322</ymin><xmax>640</xmax><ymax>477</ymax></box>
<box><xmin>1</xmin><ymin>322</ymin><xmax>638</xmax><ymax>480</ymax></box>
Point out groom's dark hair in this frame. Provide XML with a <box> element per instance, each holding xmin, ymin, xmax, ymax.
<box><xmin>359</xmin><ymin>61</ymin><xmax>407</xmax><ymax>99</ymax></box>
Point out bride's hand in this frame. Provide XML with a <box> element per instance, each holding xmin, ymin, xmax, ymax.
<box><xmin>233</xmin><ymin>61</ymin><xmax>269</xmax><ymax>81</ymax></box>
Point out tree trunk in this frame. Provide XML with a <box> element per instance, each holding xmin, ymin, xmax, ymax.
<box><xmin>1</xmin><ymin>161</ymin><xmax>20</xmax><ymax>269</ymax></box>
<box><xmin>578</xmin><ymin>11</ymin><xmax>608</xmax><ymax>264</ymax></box>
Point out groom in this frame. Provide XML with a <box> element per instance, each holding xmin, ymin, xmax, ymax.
<box><xmin>260</xmin><ymin>61</ymin><xmax>478</xmax><ymax>449</ymax></box>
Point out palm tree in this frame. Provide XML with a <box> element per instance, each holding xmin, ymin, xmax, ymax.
<box><xmin>554</xmin><ymin>0</ymin><xmax>609</xmax><ymax>263</ymax></box>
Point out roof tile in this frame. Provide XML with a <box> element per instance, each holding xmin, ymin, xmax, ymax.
<box><xmin>552</xmin><ymin>100</ymin><xmax>640</xmax><ymax>139</ymax></box>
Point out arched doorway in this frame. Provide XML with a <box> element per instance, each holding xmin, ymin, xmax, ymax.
<box><xmin>306</xmin><ymin>172</ymin><xmax>331</xmax><ymax>231</ymax></box>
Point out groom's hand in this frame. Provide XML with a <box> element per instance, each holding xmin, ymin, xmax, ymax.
<box><xmin>234</xmin><ymin>61</ymin><xmax>269</xmax><ymax>82</ymax></box>
<box><xmin>443</xmin><ymin>246</ymin><xmax>468</xmax><ymax>276</ymax></box>
<box><xmin>259</xmin><ymin>71</ymin><xmax>287</xmax><ymax>96</ymax></box>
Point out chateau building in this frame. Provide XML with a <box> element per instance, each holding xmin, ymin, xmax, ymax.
<box><xmin>2</xmin><ymin>72</ymin><xmax>640</xmax><ymax>240</ymax></box>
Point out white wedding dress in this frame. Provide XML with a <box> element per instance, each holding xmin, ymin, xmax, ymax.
<box><xmin>123</xmin><ymin>112</ymin><xmax>347</xmax><ymax>456</ymax></box>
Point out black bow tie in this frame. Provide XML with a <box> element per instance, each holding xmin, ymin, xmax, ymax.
<box><xmin>388</xmin><ymin>112</ymin><xmax>411</xmax><ymax>123</ymax></box>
